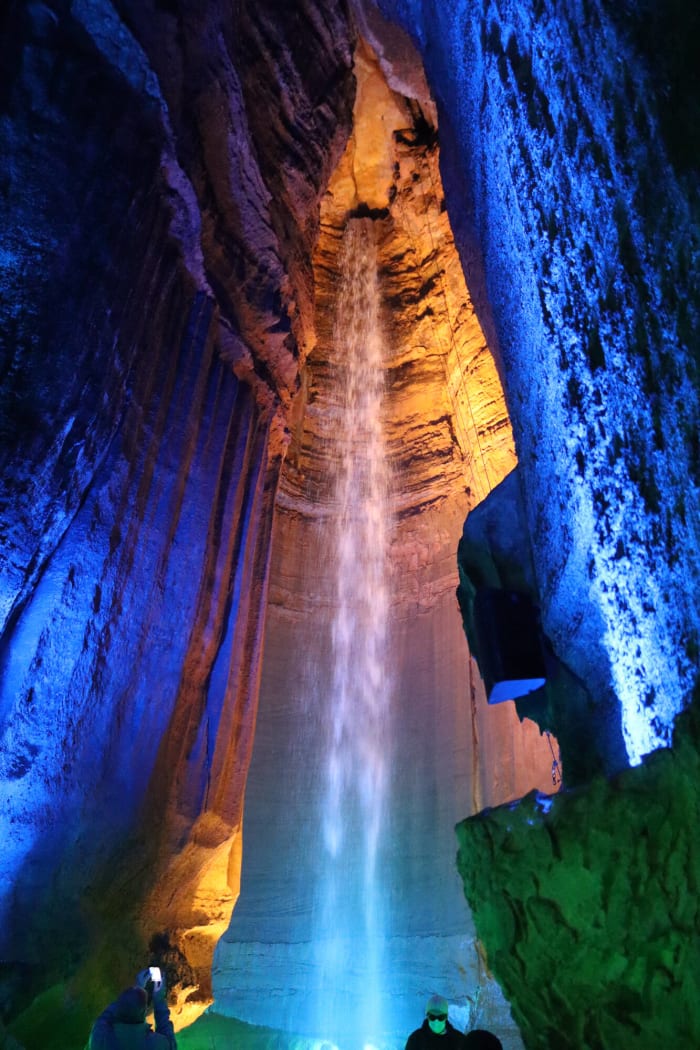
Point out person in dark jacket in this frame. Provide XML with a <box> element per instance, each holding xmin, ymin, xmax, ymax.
<box><xmin>88</xmin><ymin>968</ymin><xmax>176</xmax><ymax>1049</ymax></box>
<box><xmin>405</xmin><ymin>994</ymin><xmax>467</xmax><ymax>1050</ymax></box>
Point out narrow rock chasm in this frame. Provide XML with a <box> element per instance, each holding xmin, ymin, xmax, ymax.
<box><xmin>1</xmin><ymin>1</ymin><xmax>699</xmax><ymax>1048</ymax></box>
<box><xmin>213</xmin><ymin>36</ymin><xmax>555</xmax><ymax>1050</ymax></box>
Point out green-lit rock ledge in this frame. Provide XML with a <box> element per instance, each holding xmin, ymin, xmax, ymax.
<box><xmin>456</xmin><ymin>705</ymin><xmax>700</xmax><ymax>1050</ymax></box>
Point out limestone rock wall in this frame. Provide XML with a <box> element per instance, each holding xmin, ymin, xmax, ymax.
<box><xmin>373</xmin><ymin>0</ymin><xmax>700</xmax><ymax>769</ymax></box>
<box><xmin>0</xmin><ymin>0</ymin><xmax>354</xmax><ymax>1027</ymax></box>
<box><xmin>213</xmin><ymin>43</ymin><xmax>557</xmax><ymax>1050</ymax></box>
<box><xmin>361</xmin><ymin>0</ymin><xmax>700</xmax><ymax>1044</ymax></box>
<box><xmin>3</xmin><ymin>0</ymin><xmax>698</xmax><ymax>1045</ymax></box>
<box><xmin>456</xmin><ymin>702</ymin><xmax>700</xmax><ymax>1049</ymax></box>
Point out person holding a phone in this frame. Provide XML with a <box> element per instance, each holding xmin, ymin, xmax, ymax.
<box><xmin>87</xmin><ymin>966</ymin><xmax>176</xmax><ymax>1048</ymax></box>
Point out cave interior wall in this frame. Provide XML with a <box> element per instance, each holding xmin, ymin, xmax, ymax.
<box><xmin>0</xmin><ymin>0</ymin><xmax>699</xmax><ymax>1046</ymax></box>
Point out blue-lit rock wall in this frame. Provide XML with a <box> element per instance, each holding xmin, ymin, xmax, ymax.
<box><xmin>2</xmin><ymin>0</ymin><xmax>699</xmax><ymax>1043</ymax></box>
<box><xmin>364</xmin><ymin>0</ymin><xmax>700</xmax><ymax>1043</ymax></box>
<box><xmin>0</xmin><ymin>0</ymin><xmax>353</xmax><ymax>1023</ymax></box>
<box><xmin>375</xmin><ymin>0</ymin><xmax>699</xmax><ymax>768</ymax></box>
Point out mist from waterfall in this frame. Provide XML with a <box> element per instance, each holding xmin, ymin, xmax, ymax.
<box><xmin>312</xmin><ymin>217</ymin><xmax>394</xmax><ymax>1049</ymax></box>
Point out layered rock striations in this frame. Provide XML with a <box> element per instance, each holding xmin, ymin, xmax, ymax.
<box><xmin>0</xmin><ymin>0</ymin><xmax>354</xmax><ymax>1030</ymax></box>
<box><xmin>3</xmin><ymin>0</ymin><xmax>697</xmax><ymax>1045</ymax></box>
<box><xmin>364</xmin><ymin>0</ymin><xmax>700</xmax><ymax>1044</ymax></box>
<box><xmin>214</xmin><ymin>39</ymin><xmax>557</xmax><ymax>1050</ymax></box>
<box><xmin>373</xmin><ymin>0</ymin><xmax>700</xmax><ymax>768</ymax></box>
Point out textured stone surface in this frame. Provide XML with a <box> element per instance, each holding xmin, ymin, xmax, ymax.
<box><xmin>357</xmin><ymin>2</ymin><xmax>700</xmax><ymax>1044</ymax></box>
<box><xmin>375</xmin><ymin>0</ymin><xmax>700</xmax><ymax>767</ymax></box>
<box><xmin>2</xmin><ymin>0</ymin><xmax>698</xmax><ymax>1046</ymax></box>
<box><xmin>214</xmin><ymin>43</ymin><xmax>556</xmax><ymax>1050</ymax></box>
<box><xmin>456</xmin><ymin>702</ymin><xmax>700</xmax><ymax>1049</ymax></box>
<box><xmin>0</xmin><ymin>0</ymin><xmax>354</xmax><ymax>1030</ymax></box>
<box><xmin>457</xmin><ymin>467</ymin><xmax>617</xmax><ymax>786</ymax></box>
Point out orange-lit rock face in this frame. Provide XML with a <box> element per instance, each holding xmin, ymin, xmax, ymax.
<box><xmin>312</xmin><ymin>41</ymin><xmax>516</xmax><ymax>507</ymax></box>
<box><xmin>287</xmin><ymin>34</ymin><xmax>554</xmax><ymax>824</ymax></box>
<box><xmin>327</xmin><ymin>40</ymin><xmax>406</xmax><ymax>211</ymax></box>
<box><xmin>0</xmin><ymin>7</ymin><xmax>553</xmax><ymax>1036</ymax></box>
<box><xmin>216</xmin><ymin>40</ymin><xmax>558</xmax><ymax>1043</ymax></box>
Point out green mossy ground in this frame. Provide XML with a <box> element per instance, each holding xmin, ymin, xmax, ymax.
<box><xmin>456</xmin><ymin>705</ymin><xmax>700</xmax><ymax>1049</ymax></box>
<box><xmin>177</xmin><ymin>1014</ymin><xmax>315</xmax><ymax>1050</ymax></box>
<box><xmin>7</xmin><ymin>994</ymin><xmax>313</xmax><ymax>1050</ymax></box>
<box><xmin>7</xmin><ymin>984</ymin><xmax>95</xmax><ymax>1050</ymax></box>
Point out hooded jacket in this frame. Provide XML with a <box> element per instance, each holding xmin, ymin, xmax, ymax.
<box><xmin>88</xmin><ymin>990</ymin><xmax>176</xmax><ymax>1050</ymax></box>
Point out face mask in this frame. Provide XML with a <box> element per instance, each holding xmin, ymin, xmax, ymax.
<box><xmin>428</xmin><ymin>1017</ymin><xmax>447</xmax><ymax>1035</ymax></box>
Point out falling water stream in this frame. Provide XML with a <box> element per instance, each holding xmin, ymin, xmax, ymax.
<box><xmin>217</xmin><ymin>210</ymin><xmax>527</xmax><ymax>1049</ymax></box>
<box><xmin>313</xmin><ymin>217</ymin><xmax>394</xmax><ymax>1049</ymax></box>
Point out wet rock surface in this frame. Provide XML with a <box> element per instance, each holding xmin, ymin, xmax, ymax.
<box><xmin>456</xmin><ymin>703</ymin><xmax>700</xmax><ymax>1049</ymax></box>
<box><xmin>370</xmin><ymin>0</ymin><xmax>700</xmax><ymax>1044</ymax></box>
<box><xmin>0</xmin><ymin>0</ymin><xmax>354</xmax><ymax>1027</ymax></box>
<box><xmin>1</xmin><ymin>0</ymin><xmax>699</xmax><ymax>1045</ymax></box>
<box><xmin>376</xmin><ymin>0</ymin><xmax>700</xmax><ymax>764</ymax></box>
<box><xmin>215</xmin><ymin>41</ymin><xmax>554</xmax><ymax>1049</ymax></box>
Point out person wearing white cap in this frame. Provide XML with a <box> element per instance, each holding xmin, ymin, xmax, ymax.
<box><xmin>404</xmin><ymin>994</ymin><xmax>468</xmax><ymax>1050</ymax></box>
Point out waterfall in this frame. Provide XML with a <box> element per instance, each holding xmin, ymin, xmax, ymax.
<box><xmin>215</xmin><ymin>208</ymin><xmax>525</xmax><ymax>1050</ymax></box>
<box><xmin>313</xmin><ymin>217</ymin><xmax>394</xmax><ymax>1049</ymax></box>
